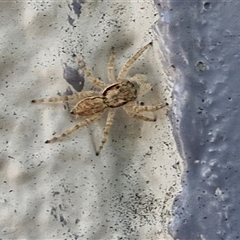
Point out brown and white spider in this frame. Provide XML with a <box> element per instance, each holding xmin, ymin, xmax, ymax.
<box><xmin>32</xmin><ymin>42</ymin><xmax>167</xmax><ymax>155</ymax></box>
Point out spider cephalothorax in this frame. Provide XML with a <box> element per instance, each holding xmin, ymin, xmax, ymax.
<box><xmin>103</xmin><ymin>81</ymin><xmax>137</xmax><ymax>108</ymax></box>
<box><xmin>32</xmin><ymin>42</ymin><xmax>167</xmax><ymax>155</ymax></box>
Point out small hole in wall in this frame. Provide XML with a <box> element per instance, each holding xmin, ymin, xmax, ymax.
<box><xmin>196</xmin><ymin>61</ymin><xmax>206</xmax><ymax>72</ymax></box>
<box><xmin>204</xmin><ymin>2</ymin><xmax>211</xmax><ymax>10</ymax></box>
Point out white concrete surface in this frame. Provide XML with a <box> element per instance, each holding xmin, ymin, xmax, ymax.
<box><xmin>0</xmin><ymin>1</ymin><xmax>181</xmax><ymax>239</ymax></box>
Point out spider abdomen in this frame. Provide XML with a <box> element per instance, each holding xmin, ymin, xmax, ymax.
<box><xmin>71</xmin><ymin>96</ymin><xmax>107</xmax><ymax>116</ymax></box>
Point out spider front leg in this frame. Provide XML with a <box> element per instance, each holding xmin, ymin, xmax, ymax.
<box><xmin>96</xmin><ymin>108</ymin><xmax>116</xmax><ymax>156</ymax></box>
<box><xmin>74</xmin><ymin>56</ymin><xmax>106</xmax><ymax>89</ymax></box>
<box><xmin>45</xmin><ymin>113</ymin><xmax>102</xmax><ymax>144</ymax></box>
<box><xmin>31</xmin><ymin>91</ymin><xmax>97</xmax><ymax>103</ymax></box>
<box><xmin>118</xmin><ymin>42</ymin><xmax>152</xmax><ymax>80</ymax></box>
<box><xmin>123</xmin><ymin>106</ymin><xmax>156</xmax><ymax>121</ymax></box>
<box><xmin>108</xmin><ymin>47</ymin><xmax>116</xmax><ymax>83</ymax></box>
<box><xmin>131</xmin><ymin>103</ymin><xmax>168</xmax><ymax>113</ymax></box>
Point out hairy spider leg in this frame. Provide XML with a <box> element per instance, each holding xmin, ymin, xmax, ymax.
<box><xmin>31</xmin><ymin>91</ymin><xmax>97</xmax><ymax>103</ymax></box>
<box><xmin>108</xmin><ymin>47</ymin><xmax>116</xmax><ymax>83</ymax></box>
<box><xmin>96</xmin><ymin>108</ymin><xmax>116</xmax><ymax>156</ymax></box>
<box><xmin>75</xmin><ymin>56</ymin><xmax>106</xmax><ymax>89</ymax></box>
<box><xmin>118</xmin><ymin>42</ymin><xmax>152</xmax><ymax>80</ymax></box>
<box><xmin>45</xmin><ymin>113</ymin><xmax>102</xmax><ymax>144</ymax></box>
<box><xmin>123</xmin><ymin>105</ymin><xmax>156</xmax><ymax>121</ymax></box>
<box><xmin>131</xmin><ymin>103</ymin><xmax>168</xmax><ymax>113</ymax></box>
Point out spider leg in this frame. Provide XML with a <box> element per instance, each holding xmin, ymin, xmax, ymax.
<box><xmin>118</xmin><ymin>42</ymin><xmax>152</xmax><ymax>80</ymax></box>
<box><xmin>45</xmin><ymin>113</ymin><xmax>102</xmax><ymax>144</ymax></box>
<box><xmin>74</xmin><ymin>56</ymin><xmax>106</xmax><ymax>89</ymax></box>
<box><xmin>131</xmin><ymin>103</ymin><xmax>168</xmax><ymax>113</ymax></box>
<box><xmin>96</xmin><ymin>108</ymin><xmax>116</xmax><ymax>156</ymax></box>
<box><xmin>123</xmin><ymin>106</ymin><xmax>156</xmax><ymax>121</ymax></box>
<box><xmin>108</xmin><ymin>47</ymin><xmax>116</xmax><ymax>83</ymax></box>
<box><xmin>31</xmin><ymin>91</ymin><xmax>97</xmax><ymax>103</ymax></box>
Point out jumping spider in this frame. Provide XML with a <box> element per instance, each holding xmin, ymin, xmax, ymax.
<box><xmin>32</xmin><ymin>42</ymin><xmax>167</xmax><ymax>155</ymax></box>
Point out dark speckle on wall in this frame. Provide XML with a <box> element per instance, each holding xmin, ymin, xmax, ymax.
<box><xmin>63</xmin><ymin>63</ymin><xmax>84</xmax><ymax>92</ymax></box>
<box><xmin>68</xmin><ymin>0</ymin><xmax>85</xmax><ymax>18</ymax></box>
<box><xmin>68</xmin><ymin>15</ymin><xmax>75</xmax><ymax>27</ymax></box>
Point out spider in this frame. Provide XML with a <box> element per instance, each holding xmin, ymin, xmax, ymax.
<box><xmin>32</xmin><ymin>42</ymin><xmax>167</xmax><ymax>155</ymax></box>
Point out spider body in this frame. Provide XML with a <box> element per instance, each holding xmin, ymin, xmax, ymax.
<box><xmin>32</xmin><ymin>42</ymin><xmax>167</xmax><ymax>155</ymax></box>
<box><xmin>71</xmin><ymin>80</ymin><xmax>137</xmax><ymax>116</ymax></box>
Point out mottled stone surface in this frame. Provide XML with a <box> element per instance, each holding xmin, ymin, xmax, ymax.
<box><xmin>0</xmin><ymin>1</ymin><xmax>181</xmax><ymax>239</ymax></box>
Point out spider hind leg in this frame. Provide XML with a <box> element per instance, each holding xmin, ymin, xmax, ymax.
<box><xmin>45</xmin><ymin>113</ymin><xmax>102</xmax><ymax>144</ymax></box>
<box><xmin>96</xmin><ymin>108</ymin><xmax>115</xmax><ymax>156</ymax></box>
<box><xmin>31</xmin><ymin>91</ymin><xmax>98</xmax><ymax>103</ymax></box>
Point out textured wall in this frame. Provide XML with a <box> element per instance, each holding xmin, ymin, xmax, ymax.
<box><xmin>155</xmin><ymin>0</ymin><xmax>240</xmax><ymax>239</ymax></box>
